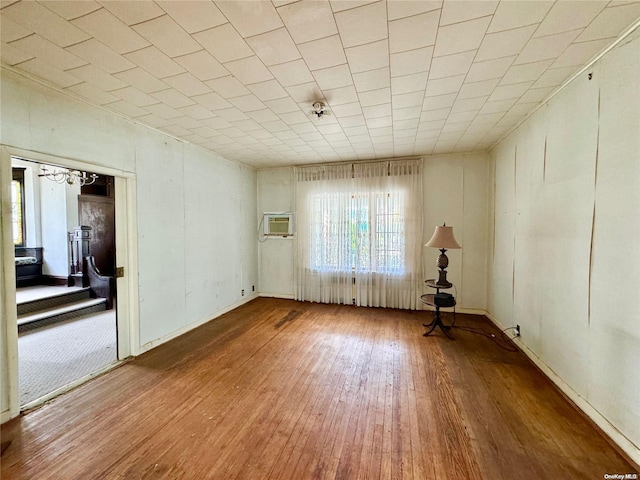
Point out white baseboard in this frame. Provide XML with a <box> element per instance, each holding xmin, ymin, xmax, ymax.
<box><xmin>1</xmin><ymin>409</ymin><xmax>13</xmax><ymax>424</ymax></box>
<box><xmin>259</xmin><ymin>293</ymin><xmax>295</xmax><ymax>299</ymax></box>
<box><xmin>485</xmin><ymin>311</ymin><xmax>640</xmax><ymax>468</ymax></box>
<box><xmin>139</xmin><ymin>293</ymin><xmax>259</xmax><ymax>354</ymax></box>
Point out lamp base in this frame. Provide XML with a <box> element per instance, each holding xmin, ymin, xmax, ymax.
<box><xmin>435</xmin><ymin>270</ymin><xmax>452</xmax><ymax>288</ymax></box>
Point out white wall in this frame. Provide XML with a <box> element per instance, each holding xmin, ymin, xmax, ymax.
<box><xmin>488</xmin><ymin>34</ymin><xmax>640</xmax><ymax>462</ymax></box>
<box><xmin>0</xmin><ymin>68</ymin><xmax>257</xmax><ymax>417</ymax></box>
<box><xmin>257</xmin><ymin>154</ymin><xmax>490</xmax><ymax>312</ymax></box>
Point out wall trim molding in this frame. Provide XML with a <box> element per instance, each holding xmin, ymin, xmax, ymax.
<box><xmin>138</xmin><ymin>293</ymin><xmax>259</xmax><ymax>354</ymax></box>
<box><xmin>259</xmin><ymin>293</ymin><xmax>295</xmax><ymax>300</ymax></box>
<box><xmin>485</xmin><ymin>311</ymin><xmax>640</xmax><ymax>469</ymax></box>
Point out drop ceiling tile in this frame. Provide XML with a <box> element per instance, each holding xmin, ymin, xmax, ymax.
<box><xmin>248</xmin><ymin>80</ymin><xmax>289</xmax><ymax>101</ymax></box>
<box><xmin>550</xmin><ymin>38</ymin><xmax>611</xmax><ymax>68</ymax></box>
<box><xmin>359</xmin><ymin>87</ymin><xmax>391</xmax><ymax>107</ymax></box>
<box><xmin>192</xmin><ymin>91</ymin><xmax>232</xmax><ymax>110</ymax></box>
<box><xmin>417</xmin><ymin>118</ymin><xmax>445</xmax><ymax>131</ymax></box>
<box><xmin>516</xmin><ymin>86</ymin><xmax>555</xmax><ymax>104</ymax></box>
<box><xmin>457</xmin><ymin>78</ymin><xmax>500</xmax><ymax>99</ymax></box>
<box><xmin>218</xmin><ymin>127</ymin><xmax>247</xmax><ymax>138</ymax></box>
<box><xmin>171</xmin><ymin>51</ymin><xmax>227</xmax><ymax>82</ymax></box>
<box><xmin>451</xmin><ymin>96</ymin><xmax>489</xmax><ymax>113</ymax></box>
<box><xmin>251</xmin><ymin>109</ymin><xmax>280</xmax><ymax>123</ymax></box>
<box><xmin>233</xmin><ymin>119</ymin><xmax>262</xmax><ymax>132</ymax></box>
<box><xmin>99</xmin><ymin>1</ymin><xmax>165</xmax><ymax>26</ymax></box>
<box><xmin>531</xmin><ymin>66</ymin><xmax>576</xmax><ymax>88</ymax></box>
<box><xmin>393</xmin><ymin>115</ymin><xmax>420</xmax><ymax>128</ymax></box>
<box><xmin>134</xmin><ymin>113</ymin><xmax>172</xmax><ymax>128</ymax></box>
<box><xmin>322</xmin><ymin>84</ymin><xmax>359</xmax><ymax>105</ymax></box>
<box><xmin>487</xmin><ymin>1</ymin><xmax>553</xmax><ymax>33</ymax></box>
<box><xmin>205</xmin><ymin>75</ymin><xmax>250</xmax><ymax>98</ymax></box>
<box><xmin>264</xmin><ymin>97</ymin><xmax>300</xmax><ymax>114</ymax></box>
<box><xmin>393</xmin><ymin>105</ymin><xmax>422</xmax><ymax>121</ymax></box>
<box><xmin>488</xmin><ymin>82</ymin><xmax>533</xmax><ymax>102</ymax></box>
<box><xmin>145</xmin><ymin>102</ymin><xmax>186</xmax><ymax>119</ymax></box>
<box><xmin>10</xmin><ymin>34</ymin><xmax>86</xmax><ymax>70</ymax></box>
<box><xmin>533</xmin><ymin>1</ymin><xmax>606</xmax><ymax>38</ymax></box>
<box><xmin>115</xmin><ymin>67</ymin><xmax>168</xmax><ymax>93</ymax></box>
<box><xmin>65</xmin><ymin>82</ymin><xmax>118</xmax><ymax>105</ymax></box>
<box><xmin>289</xmin><ymin>121</ymin><xmax>318</xmax><ymax>134</ymax></box>
<box><xmin>277</xmin><ymin>0</ymin><xmax>337</xmax><ymax>44</ymax></box>
<box><xmin>421</xmin><ymin>107</ymin><xmax>450</xmax><ymax>121</ymax></box>
<box><xmin>335</xmin><ymin>1</ymin><xmax>387</xmax><ymax>48</ymax></box>
<box><xmin>577</xmin><ymin>3</ymin><xmax>640</xmax><ymax>41</ymax></box>
<box><xmin>173</xmin><ymin>116</ymin><xmax>203</xmax><ymax>130</ymax></box>
<box><xmin>1</xmin><ymin>16</ymin><xmax>32</xmax><ymax>42</ymax></box>
<box><xmin>246</xmin><ymin>28</ymin><xmax>300</xmax><ymax>66</ymax></box>
<box><xmin>150</xmin><ymin>88</ymin><xmax>195</xmax><ymax>108</ymax></box>
<box><xmin>164</xmin><ymin>72</ymin><xmax>211</xmax><ymax>96</ymax></box>
<box><xmin>250</xmin><ymin>127</ymin><xmax>276</xmax><ymax>139</ymax></box>
<box><xmin>499</xmin><ymin>59</ymin><xmax>553</xmax><ymax>85</ymax></box>
<box><xmin>72</xmin><ymin>9</ymin><xmax>149</xmax><ymax>54</ymax></box>
<box><xmin>202</xmin><ymin>116</ymin><xmax>233</xmax><ymax>129</ymax></box>
<box><xmin>390</xmin><ymin>47</ymin><xmax>433</xmax><ymax>77</ymax></box>
<box><xmin>133</xmin><ymin>15</ymin><xmax>201</xmax><ymax>58</ymax></box>
<box><xmin>353</xmin><ymin>67</ymin><xmax>390</xmax><ymax>92</ymax></box>
<box><xmin>191</xmin><ymin>125</ymin><xmax>219</xmax><ymax>138</ymax></box>
<box><xmin>179</xmin><ymin>104</ymin><xmax>215</xmax><ymax>120</ymax></box>
<box><xmin>423</xmin><ymin>93</ymin><xmax>457</xmax><ymax>110</ymax></box>
<box><xmin>224</xmin><ymin>56</ymin><xmax>273</xmax><ymax>84</ymax></box>
<box><xmin>439</xmin><ymin>0</ymin><xmax>497</xmax><ymax>26</ymax></box>
<box><xmin>65</xmin><ymin>63</ymin><xmax>127</xmax><ymax>91</ymax></box>
<box><xmin>514</xmin><ymin>30</ymin><xmax>581</xmax><ymax>65</ymax></box>
<box><xmin>344</xmin><ymin>39</ymin><xmax>389</xmax><ymax>74</ymax></box>
<box><xmin>111</xmin><ymin>86</ymin><xmax>158</xmax><ymax>107</ymax></box>
<box><xmin>162</xmin><ymin>124</ymin><xmax>192</xmax><ymax>137</ymax></box>
<box><xmin>317</xmin><ymin>122</ymin><xmax>344</xmax><ymax>135</ymax></box>
<box><xmin>106</xmin><ymin>99</ymin><xmax>148</xmax><ymax>117</ymax></box>
<box><xmin>362</xmin><ymin>103</ymin><xmax>392</xmax><ymax>119</ymax></box>
<box><xmin>124</xmin><ymin>46</ymin><xmax>185</xmax><ymax>78</ymax></box>
<box><xmin>228</xmin><ymin>94</ymin><xmax>266</xmax><ymax>112</ymax></box>
<box><xmin>390</xmin><ymin>72</ymin><xmax>428</xmax><ymax>95</ymax></box>
<box><xmin>434</xmin><ymin>17</ymin><xmax>491</xmax><ymax>57</ymax></box>
<box><xmin>215</xmin><ymin>1</ymin><xmax>282</xmax><ymax>37</ymax></box>
<box><xmin>466</xmin><ymin>56</ymin><xmax>517</xmax><ymax>83</ymax></box>
<box><xmin>40</xmin><ymin>1</ymin><xmax>101</xmax><ymax>20</ymax></box>
<box><xmin>285</xmin><ymin>82</ymin><xmax>322</xmax><ymax>103</ymax></box>
<box><xmin>279</xmin><ymin>111</ymin><xmax>310</xmax><ymax>125</ymax></box>
<box><xmin>387</xmin><ymin>0</ymin><xmax>441</xmax><ymax>21</ymax></box>
<box><xmin>429</xmin><ymin>51</ymin><xmax>475</xmax><ymax>79</ymax></box>
<box><xmin>312</xmin><ymin>64</ymin><xmax>353</xmax><ymax>90</ymax></box>
<box><xmin>478</xmin><ymin>98</ymin><xmax>517</xmax><ymax>115</ymax></box>
<box><xmin>331</xmin><ymin>102</ymin><xmax>363</xmax><ymax>117</ymax></box>
<box><xmin>270</xmin><ymin>59</ymin><xmax>315</xmax><ymax>87</ymax></box>
<box><xmin>0</xmin><ymin>41</ymin><xmax>33</xmax><ymax>65</ymax></box>
<box><xmin>66</xmin><ymin>39</ymin><xmax>132</xmax><ymax>74</ymax></box>
<box><xmin>262</xmin><ymin>119</ymin><xmax>291</xmax><ymax>132</ymax></box>
<box><xmin>2</xmin><ymin>1</ymin><xmax>90</xmax><ymax>47</ymax></box>
<box><xmin>299</xmin><ymin>35</ymin><xmax>346</xmax><ymax>71</ymax></box>
<box><xmin>156</xmin><ymin>1</ymin><xmax>226</xmax><ymax>34</ymax></box>
<box><xmin>389</xmin><ymin>10</ymin><xmax>439</xmax><ymax>54</ymax></box>
<box><xmin>338</xmin><ymin>115</ymin><xmax>366</xmax><ymax>127</ymax></box>
<box><xmin>475</xmin><ymin>25</ymin><xmax>537</xmax><ymax>62</ymax></box>
<box><xmin>193</xmin><ymin>24</ymin><xmax>253</xmax><ymax>64</ymax></box>
<box><xmin>425</xmin><ymin>74</ymin><xmax>465</xmax><ymax>97</ymax></box>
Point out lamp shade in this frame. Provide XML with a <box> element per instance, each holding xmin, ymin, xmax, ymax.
<box><xmin>425</xmin><ymin>225</ymin><xmax>461</xmax><ymax>249</ymax></box>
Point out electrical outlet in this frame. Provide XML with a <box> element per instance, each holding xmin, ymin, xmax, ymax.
<box><xmin>515</xmin><ymin>325</ymin><xmax>520</xmax><ymax>337</ymax></box>
<box><xmin>241</xmin><ymin>289</ymin><xmax>245</xmax><ymax>296</ymax></box>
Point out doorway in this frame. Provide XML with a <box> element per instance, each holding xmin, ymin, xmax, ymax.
<box><xmin>8</xmin><ymin>155</ymin><xmax>124</xmax><ymax>408</ymax></box>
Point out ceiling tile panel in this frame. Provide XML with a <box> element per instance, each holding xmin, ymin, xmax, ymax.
<box><xmin>425</xmin><ymin>74</ymin><xmax>465</xmax><ymax>97</ymax></box>
<box><xmin>389</xmin><ymin>10</ymin><xmax>439</xmax><ymax>54</ymax></box>
<box><xmin>179</xmin><ymin>104</ymin><xmax>216</xmax><ymax>120</ymax></box>
<box><xmin>215</xmin><ymin>1</ymin><xmax>283</xmax><ymax>37</ymax></box>
<box><xmin>124</xmin><ymin>46</ymin><xmax>185</xmax><ymax>78</ymax></box>
<box><xmin>246</xmin><ymin>28</ymin><xmax>301</xmax><ymax>66</ymax></box>
<box><xmin>352</xmin><ymin>67</ymin><xmax>390</xmax><ymax>92</ymax></box>
<box><xmin>429</xmin><ymin>51</ymin><xmax>475</xmax><ymax>79</ymax></box>
<box><xmin>451</xmin><ymin>96</ymin><xmax>489</xmax><ymax>114</ymax></box>
<box><xmin>488</xmin><ymin>82</ymin><xmax>533</xmax><ymax>102</ymax></box>
<box><xmin>359</xmin><ymin>87</ymin><xmax>392</xmax><ymax>107</ymax></box>
<box><xmin>40</xmin><ymin>1</ymin><xmax>101</xmax><ymax>20</ymax></box>
<box><xmin>65</xmin><ymin>81</ymin><xmax>118</xmax><ymax>105</ymax></box>
<box><xmin>335</xmin><ymin>1</ymin><xmax>387</xmax><ymax>48</ymax></box>
<box><xmin>248</xmin><ymin>80</ymin><xmax>289</xmax><ymax>101</ymax></box>
<box><xmin>312</xmin><ymin>64</ymin><xmax>354</xmax><ymax>90</ymax></box>
<box><xmin>224</xmin><ymin>56</ymin><xmax>274</xmax><ymax>84</ymax></box>
<box><xmin>115</xmin><ymin>67</ymin><xmax>168</xmax><ymax>93</ymax></box>
<box><xmin>264</xmin><ymin>97</ymin><xmax>300</xmax><ymax>114</ymax></box>
<box><xmin>228</xmin><ymin>94</ymin><xmax>267</xmax><ymax>112</ymax></box>
<box><xmin>392</xmin><ymin>91</ymin><xmax>423</xmax><ymax>109</ymax></box>
<box><xmin>106</xmin><ymin>99</ymin><xmax>148</xmax><ymax>117</ymax></box>
<box><xmin>72</xmin><ymin>8</ymin><xmax>149</xmax><ymax>54</ymax></box>
<box><xmin>99</xmin><ymin>1</ymin><xmax>165</xmax><ymax>25</ymax></box>
<box><xmin>531</xmin><ymin>66</ymin><xmax>577</xmax><ymax>89</ymax></box>
<box><xmin>500</xmin><ymin>59</ymin><xmax>553</xmax><ymax>85</ymax></box>
<box><xmin>466</xmin><ymin>55</ymin><xmax>516</xmax><ymax>83</ymax></box>
<box><xmin>10</xmin><ymin>34</ymin><xmax>86</xmax><ymax>70</ymax></box>
<box><xmin>2</xmin><ymin>1</ymin><xmax>90</xmax><ymax>47</ymax></box>
<box><xmin>322</xmin><ymin>84</ymin><xmax>359</xmax><ymax>105</ymax></box>
<box><xmin>193</xmin><ymin>24</ymin><xmax>253</xmax><ymax>64</ymax></box>
<box><xmin>387</xmin><ymin>0</ymin><xmax>441</xmax><ymax>21</ymax></box>
<box><xmin>363</xmin><ymin>103</ymin><xmax>392</xmax><ymax>119</ymax></box>
<box><xmin>277</xmin><ymin>0</ymin><xmax>338</xmax><ymax>44</ymax></box>
<box><xmin>67</xmin><ymin>39</ymin><xmax>135</xmax><ymax>73</ymax></box>
<box><xmin>390</xmin><ymin>72</ymin><xmax>428</xmax><ymax>95</ymax></box>
<box><xmin>134</xmin><ymin>15</ymin><xmax>201</xmax><ymax>58</ymax></box>
<box><xmin>192</xmin><ymin>91</ymin><xmax>232</xmax><ymax>111</ymax></box>
<box><xmin>270</xmin><ymin>59</ymin><xmax>315</xmax><ymax>87</ymax></box>
<box><xmin>145</xmin><ymin>102</ymin><xmax>187</xmax><ymax>119</ymax></box>
<box><xmin>390</xmin><ymin>47</ymin><xmax>433</xmax><ymax>77</ymax></box>
<box><xmin>250</xmin><ymin>109</ymin><xmax>280</xmax><ymax>123</ymax></box>
<box><xmin>299</xmin><ymin>35</ymin><xmax>347</xmax><ymax>71</ymax></box>
<box><xmin>439</xmin><ymin>0</ymin><xmax>497</xmax><ymax>26</ymax></box>
<box><xmin>111</xmin><ymin>86</ymin><xmax>159</xmax><ymax>107</ymax></box>
<box><xmin>475</xmin><ymin>25</ymin><xmax>537</xmax><ymax>61</ymax></box>
<box><xmin>173</xmin><ymin>50</ymin><xmax>228</xmax><ymax>82</ymax></box>
<box><xmin>533</xmin><ymin>1</ymin><xmax>607</xmax><ymax>38</ymax></box>
<box><xmin>576</xmin><ymin>3</ymin><xmax>640</xmax><ymax>42</ymax></box>
<box><xmin>65</xmin><ymin>63</ymin><xmax>127</xmax><ymax>91</ymax></box>
<box><xmin>1</xmin><ymin>41</ymin><xmax>33</xmax><ymax>65</ymax></box>
<box><xmin>514</xmin><ymin>30</ymin><xmax>581</xmax><ymax>65</ymax></box>
<box><xmin>423</xmin><ymin>93</ymin><xmax>457</xmax><ymax>110</ymax></box>
<box><xmin>164</xmin><ymin>72</ymin><xmax>211</xmax><ymax>96</ymax></box>
<box><xmin>285</xmin><ymin>82</ymin><xmax>322</xmax><ymax>103</ymax></box>
<box><xmin>487</xmin><ymin>1</ymin><xmax>553</xmax><ymax>33</ymax></box>
<box><xmin>434</xmin><ymin>17</ymin><xmax>491</xmax><ymax>57</ymax></box>
<box><xmin>156</xmin><ymin>1</ymin><xmax>226</xmax><ymax>34</ymax></box>
<box><xmin>457</xmin><ymin>78</ymin><xmax>500</xmax><ymax>100</ymax></box>
<box><xmin>205</xmin><ymin>75</ymin><xmax>250</xmax><ymax>99</ymax></box>
<box><xmin>344</xmin><ymin>39</ymin><xmax>389</xmax><ymax>74</ymax></box>
<box><xmin>550</xmin><ymin>38</ymin><xmax>612</xmax><ymax>68</ymax></box>
<box><xmin>150</xmin><ymin>88</ymin><xmax>195</xmax><ymax>108</ymax></box>
<box><xmin>1</xmin><ymin>16</ymin><xmax>33</xmax><ymax>42</ymax></box>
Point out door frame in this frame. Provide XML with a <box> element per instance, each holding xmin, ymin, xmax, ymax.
<box><xmin>1</xmin><ymin>145</ymin><xmax>140</xmax><ymax>419</ymax></box>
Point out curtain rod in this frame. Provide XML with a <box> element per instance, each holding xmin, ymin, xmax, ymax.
<box><xmin>293</xmin><ymin>156</ymin><xmax>423</xmax><ymax>170</ymax></box>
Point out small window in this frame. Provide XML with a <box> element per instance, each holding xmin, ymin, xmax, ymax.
<box><xmin>11</xmin><ymin>168</ymin><xmax>26</xmax><ymax>247</ymax></box>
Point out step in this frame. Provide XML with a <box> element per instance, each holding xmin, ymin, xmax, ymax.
<box><xmin>18</xmin><ymin>298</ymin><xmax>107</xmax><ymax>332</ymax></box>
<box><xmin>17</xmin><ymin>287</ymin><xmax>91</xmax><ymax>316</ymax></box>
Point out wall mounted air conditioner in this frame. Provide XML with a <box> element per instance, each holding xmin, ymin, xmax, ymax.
<box><xmin>263</xmin><ymin>213</ymin><xmax>293</xmax><ymax>237</ymax></box>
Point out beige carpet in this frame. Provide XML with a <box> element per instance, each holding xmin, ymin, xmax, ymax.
<box><xmin>19</xmin><ymin>310</ymin><xmax>117</xmax><ymax>406</ymax></box>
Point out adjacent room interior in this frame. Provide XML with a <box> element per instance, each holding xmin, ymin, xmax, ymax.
<box><xmin>1</xmin><ymin>1</ymin><xmax>639</xmax><ymax>478</ymax></box>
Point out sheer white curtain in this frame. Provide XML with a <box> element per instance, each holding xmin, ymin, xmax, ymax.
<box><xmin>295</xmin><ymin>159</ymin><xmax>423</xmax><ymax>309</ymax></box>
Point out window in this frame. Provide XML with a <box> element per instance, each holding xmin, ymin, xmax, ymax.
<box><xmin>309</xmin><ymin>191</ymin><xmax>406</xmax><ymax>274</ymax></box>
<box><xmin>11</xmin><ymin>168</ymin><xmax>26</xmax><ymax>247</ymax></box>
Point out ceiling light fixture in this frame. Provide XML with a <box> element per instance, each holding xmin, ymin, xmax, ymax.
<box><xmin>310</xmin><ymin>101</ymin><xmax>330</xmax><ymax>119</ymax></box>
<box><xmin>39</xmin><ymin>166</ymin><xmax>98</xmax><ymax>186</ymax></box>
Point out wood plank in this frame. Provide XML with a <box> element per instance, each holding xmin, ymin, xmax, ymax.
<box><xmin>1</xmin><ymin>298</ymin><xmax>635</xmax><ymax>479</ymax></box>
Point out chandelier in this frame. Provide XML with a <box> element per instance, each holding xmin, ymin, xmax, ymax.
<box><xmin>39</xmin><ymin>166</ymin><xmax>98</xmax><ymax>186</ymax></box>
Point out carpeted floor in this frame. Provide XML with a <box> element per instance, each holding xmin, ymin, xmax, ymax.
<box><xmin>19</xmin><ymin>310</ymin><xmax>118</xmax><ymax>406</ymax></box>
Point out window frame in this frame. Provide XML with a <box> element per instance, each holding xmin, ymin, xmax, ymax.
<box><xmin>11</xmin><ymin>167</ymin><xmax>26</xmax><ymax>247</ymax></box>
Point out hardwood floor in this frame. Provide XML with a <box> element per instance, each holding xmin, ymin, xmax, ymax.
<box><xmin>1</xmin><ymin>298</ymin><xmax>635</xmax><ymax>479</ymax></box>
